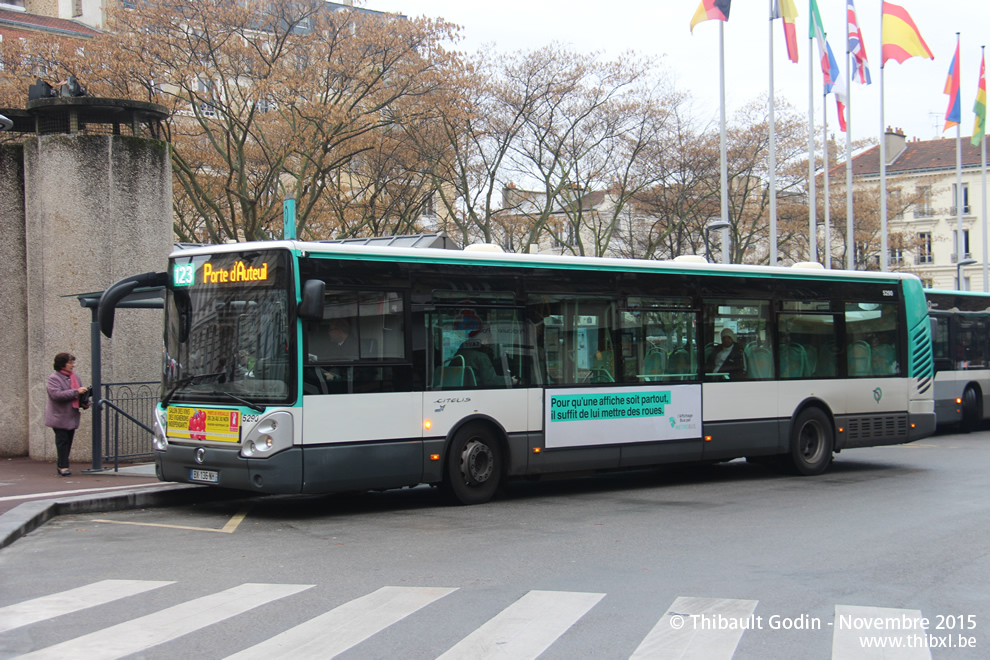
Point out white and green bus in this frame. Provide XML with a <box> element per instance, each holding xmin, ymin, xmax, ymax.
<box><xmin>140</xmin><ymin>241</ymin><xmax>936</xmax><ymax>504</ymax></box>
<box><xmin>925</xmin><ymin>289</ymin><xmax>990</xmax><ymax>430</ymax></box>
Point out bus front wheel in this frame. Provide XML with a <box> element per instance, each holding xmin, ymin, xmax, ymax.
<box><xmin>444</xmin><ymin>423</ymin><xmax>503</xmax><ymax>505</ymax></box>
<box><xmin>788</xmin><ymin>408</ymin><xmax>833</xmax><ymax>476</ymax></box>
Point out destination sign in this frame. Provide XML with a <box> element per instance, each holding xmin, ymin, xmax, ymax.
<box><xmin>172</xmin><ymin>261</ymin><xmax>270</xmax><ymax>287</ymax></box>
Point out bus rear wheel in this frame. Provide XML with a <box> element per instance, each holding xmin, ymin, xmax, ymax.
<box><xmin>960</xmin><ymin>386</ymin><xmax>981</xmax><ymax>433</ymax></box>
<box><xmin>788</xmin><ymin>408</ymin><xmax>833</xmax><ymax>476</ymax></box>
<box><xmin>444</xmin><ymin>423</ymin><xmax>503</xmax><ymax>505</ymax></box>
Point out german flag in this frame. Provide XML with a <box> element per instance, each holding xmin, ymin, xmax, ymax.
<box><xmin>690</xmin><ymin>0</ymin><xmax>731</xmax><ymax>34</ymax></box>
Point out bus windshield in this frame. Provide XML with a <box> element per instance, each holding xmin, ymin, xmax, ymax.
<box><xmin>163</xmin><ymin>249</ymin><xmax>293</xmax><ymax>407</ymax></box>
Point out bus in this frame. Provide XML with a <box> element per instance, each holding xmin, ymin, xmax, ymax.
<box><xmin>925</xmin><ymin>289</ymin><xmax>990</xmax><ymax>430</ymax></box>
<box><xmin>123</xmin><ymin>241</ymin><xmax>936</xmax><ymax>504</ymax></box>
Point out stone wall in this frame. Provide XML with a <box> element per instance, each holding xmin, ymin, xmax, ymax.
<box><xmin>7</xmin><ymin>133</ymin><xmax>172</xmax><ymax>461</ymax></box>
<box><xmin>0</xmin><ymin>144</ymin><xmax>29</xmax><ymax>457</ymax></box>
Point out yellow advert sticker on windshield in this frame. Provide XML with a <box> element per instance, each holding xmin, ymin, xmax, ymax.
<box><xmin>167</xmin><ymin>407</ymin><xmax>241</xmax><ymax>443</ymax></box>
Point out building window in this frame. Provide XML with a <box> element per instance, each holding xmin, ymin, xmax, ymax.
<box><xmin>73</xmin><ymin>0</ymin><xmax>82</xmax><ymax>17</ymax></box>
<box><xmin>953</xmin><ymin>229</ymin><xmax>971</xmax><ymax>261</ymax></box>
<box><xmin>915</xmin><ymin>185</ymin><xmax>935</xmax><ymax>218</ymax></box>
<box><xmin>918</xmin><ymin>232</ymin><xmax>933</xmax><ymax>264</ymax></box>
<box><xmin>952</xmin><ymin>183</ymin><xmax>971</xmax><ymax>215</ymax></box>
<box><xmin>890</xmin><ymin>247</ymin><xmax>904</xmax><ymax>265</ymax></box>
<box><xmin>197</xmin><ymin>79</ymin><xmax>217</xmax><ymax>118</ymax></box>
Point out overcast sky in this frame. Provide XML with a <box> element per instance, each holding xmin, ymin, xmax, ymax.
<box><xmin>370</xmin><ymin>0</ymin><xmax>990</xmax><ymax>147</ymax></box>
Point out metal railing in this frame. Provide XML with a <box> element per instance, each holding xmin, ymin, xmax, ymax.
<box><xmin>100</xmin><ymin>381</ymin><xmax>158</xmax><ymax>469</ymax></box>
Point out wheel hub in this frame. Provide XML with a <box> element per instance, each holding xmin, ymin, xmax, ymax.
<box><xmin>461</xmin><ymin>439</ymin><xmax>493</xmax><ymax>485</ymax></box>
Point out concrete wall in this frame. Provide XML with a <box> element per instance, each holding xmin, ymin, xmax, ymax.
<box><xmin>18</xmin><ymin>134</ymin><xmax>171</xmax><ymax>461</ymax></box>
<box><xmin>0</xmin><ymin>145</ymin><xmax>29</xmax><ymax>457</ymax></box>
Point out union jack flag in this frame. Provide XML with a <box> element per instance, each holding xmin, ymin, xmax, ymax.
<box><xmin>847</xmin><ymin>0</ymin><xmax>871</xmax><ymax>84</ymax></box>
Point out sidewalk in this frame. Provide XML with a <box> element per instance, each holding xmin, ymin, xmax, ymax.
<box><xmin>0</xmin><ymin>456</ymin><xmax>223</xmax><ymax>549</ymax></box>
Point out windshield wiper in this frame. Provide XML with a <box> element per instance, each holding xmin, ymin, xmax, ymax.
<box><xmin>209</xmin><ymin>390</ymin><xmax>266</xmax><ymax>413</ymax></box>
<box><xmin>161</xmin><ymin>372</ymin><xmax>226</xmax><ymax>408</ymax></box>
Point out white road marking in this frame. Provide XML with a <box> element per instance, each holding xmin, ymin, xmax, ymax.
<box><xmin>436</xmin><ymin>590</ymin><xmax>605</xmax><ymax>660</ymax></box>
<box><xmin>16</xmin><ymin>583</ymin><xmax>313</xmax><ymax>660</ymax></box>
<box><xmin>832</xmin><ymin>605</ymin><xmax>932</xmax><ymax>660</ymax></box>
<box><xmin>0</xmin><ymin>580</ymin><xmax>173</xmax><ymax>634</ymax></box>
<box><xmin>226</xmin><ymin>586</ymin><xmax>456</xmax><ymax>659</ymax></box>
<box><xmin>630</xmin><ymin>596</ymin><xmax>759</xmax><ymax>659</ymax></box>
<box><xmin>0</xmin><ymin>482</ymin><xmax>172</xmax><ymax>503</ymax></box>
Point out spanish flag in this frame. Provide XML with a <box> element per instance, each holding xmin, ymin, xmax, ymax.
<box><xmin>881</xmin><ymin>2</ymin><xmax>933</xmax><ymax>65</ymax></box>
<box><xmin>690</xmin><ymin>0</ymin><xmax>731</xmax><ymax>34</ymax></box>
<box><xmin>773</xmin><ymin>0</ymin><xmax>799</xmax><ymax>64</ymax></box>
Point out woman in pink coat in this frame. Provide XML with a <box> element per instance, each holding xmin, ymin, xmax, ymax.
<box><xmin>45</xmin><ymin>353</ymin><xmax>89</xmax><ymax>476</ymax></box>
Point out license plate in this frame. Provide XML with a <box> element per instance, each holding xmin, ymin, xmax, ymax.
<box><xmin>190</xmin><ymin>469</ymin><xmax>218</xmax><ymax>483</ymax></box>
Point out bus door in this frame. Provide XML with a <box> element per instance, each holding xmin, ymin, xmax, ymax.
<box><xmin>702</xmin><ymin>299</ymin><xmax>777</xmax><ymax>459</ymax></box>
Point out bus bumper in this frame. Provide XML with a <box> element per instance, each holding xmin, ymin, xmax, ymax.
<box><xmin>156</xmin><ymin>444</ymin><xmax>303</xmax><ymax>494</ymax></box>
<box><xmin>908</xmin><ymin>411</ymin><xmax>937</xmax><ymax>441</ymax></box>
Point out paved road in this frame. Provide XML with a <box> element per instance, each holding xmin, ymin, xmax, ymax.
<box><xmin>1</xmin><ymin>432</ymin><xmax>987</xmax><ymax>659</ymax></box>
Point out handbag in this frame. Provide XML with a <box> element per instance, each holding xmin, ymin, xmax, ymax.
<box><xmin>78</xmin><ymin>386</ymin><xmax>93</xmax><ymax>409</ymax></box>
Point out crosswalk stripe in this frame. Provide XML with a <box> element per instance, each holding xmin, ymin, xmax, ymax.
<box><xmin>831</xmin><ymin>605</ymin><xmax>932</xmax><ymax>660</ymax></box>
<box><xmin>225</xmin><ymin>586</ymin><xmax>456</xmax><ymax>659</ymax></box>
<box><xmin>0</xmin><ymin>580</ymin><xmax>174</xmax><ymax>634</ymax></box>
<box><xmin>16</xmin><ymin>582</ymin><xmax>313</xmax><ymax>660</ymax></box>
<box><xmin>436</xmin><ymin>590</ymin><xmax>605</xmax><ymax>660</ymax></box>
<box><xmin>629</xmin><ymin>596</ymin><xmax>759</xmax><ymax>659</ymax></box>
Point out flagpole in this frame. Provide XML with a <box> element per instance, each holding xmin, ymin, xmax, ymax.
<box><xmin>955</xmin><ymin>34</ymin><xmax>964</xmax><ymax>289</ymax></box>
<box><xmin>983</xmin><ymin>130</ymin><xmax>988</xmax><ymax>291</ymax></box>
<box><xmin>846</xmin><ymin>49</ymin><xmax>855</xmax><ymax>269</ymax></box>
<box><xmin>879</xmin><ymin>26</ymin><xmax>888</xmax><ymax>272</ymax></box>
<box><xmin>823</xmin><ymin>94</ymin><xmax>831</xmax><ymax>268</ymax></box>
<box><xmin>768</xmin><ymin>0</ymin><xmax>778</xmax><ymax>266</ymax></box>
<box><xmin>809</xmin><ymin>29</ymin><xmax>817</xmax><ymax>262</ymax></box>
<box><xmin>719</xmin><ymin>21</ymin><xmax>730</xmax><ymax>264</ymax></box>
<box><xmin>983</xmin><ymin>47</ymin><xmax>988</xmax><ymax>292</ymax></box>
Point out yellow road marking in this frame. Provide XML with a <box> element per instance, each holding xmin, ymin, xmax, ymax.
<box><xmin>94</xmin><ymin>504</ymin><xmax>252</xmax><ymax>534</ymax></box>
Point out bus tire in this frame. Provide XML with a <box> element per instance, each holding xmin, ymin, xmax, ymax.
<box><xmin>788</xmin><ymin>407</ymin><xmax>833</xmax><ymax>476</ymax></box>
<box><xmin>443</xmin><ymin>423</ymin><xmax>503</xmax><ymax>505</ymax></box>
<box><xmin>960</xmin><ymin>386</ymin><xmax>981</xmax><ymax>433</ymax></box>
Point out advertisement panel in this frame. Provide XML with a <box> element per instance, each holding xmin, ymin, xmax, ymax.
<box><xmin>544</xmin><ymin>385</ymin><xmax>701</xmax><ymax>449</ymax></box>
<box><xmin>167</xmin><ymin>407</ymin><xmax>241</xmax><ymax>443</ymax></box>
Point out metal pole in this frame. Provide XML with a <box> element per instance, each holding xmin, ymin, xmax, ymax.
<box><xmin>86</xmin><ymin>306</ymin><xmax>104</xmax><ymax>472</ymax></box>
<box><xmin>768</xmin><ymin>1</ymin><xmax>778</xmax><ymax>266</ymax></box>
<box><xmin>880</xmin><ymin>64</ymin><xmax>888</xmax><ymax>271</ymax></box>
<box><xmin>846</xmin><ymin>49</ymin><xmax>855</xmax><ymax>269</ymax></box>
<box><xmin>823</xmin><ymin>94</ymin><xmax>831</xmax><ymax>269</ymax></box>
<box><xmin>719</xmin><ymin>21</ymin><xmax>730</xmax><ymax>264</ymax></box>
<box><xmin>809</xmin><ymin>31</ymin><xmax>817</xmax><ymax>262</ymax></box>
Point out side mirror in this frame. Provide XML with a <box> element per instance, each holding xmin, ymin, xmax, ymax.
<box><xmin>298</xmin><ymin>279</ymin><xmax>325</xmax><ymax>320</ymax></box>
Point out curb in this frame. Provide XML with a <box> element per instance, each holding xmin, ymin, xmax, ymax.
<box><xmin>0</xmin><ymin>484</ymin><xmax>245</xmax><ymax>550</ymax></box>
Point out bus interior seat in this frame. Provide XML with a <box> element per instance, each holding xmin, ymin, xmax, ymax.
<box><xmin>848</xmin><ymin>340</ymin><xmax>872</xmax><ymax>376</ymax></box>
<box><xmin>871</xmin><ymin>343</ymin><xmax>896</xmax><ymax>375</ymax></box>
<box><xmin>434</xmin><ymin>355</ymin><xmax>477</xmax><ymax>388</ymax></box>
<box><xmin>642</xmin><ymin>350</ymin><xmax>666</xmax><ymax>381</ymax></box>
<box><xmin>780</xmin><ymin>343</ymin><xmax>806</xmax><ymax>378</ymax></box>
<box><xmin>746</xmin><ymin>346</ymin><xmax>773</xmax><ymax>379</ymax></box>
<box><xmin>802</xmin><ymin>344</ymin><xmax>818</xmax><ymax>377</ymax></box>
<box><xmin>666</xmin><ymin>347</ymin><xmax>693</xmax><ymax>380</ymax></box>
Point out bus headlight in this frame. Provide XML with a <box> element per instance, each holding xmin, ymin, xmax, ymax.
<box><xmin>153</xmin><ymin>407</ymin><xmax>168</xmax><ymax>452</ymax></box>
<box><xmin>240</xmin><ymin>411</ymin><xmax>293</xmax><ymax>458</ymax></box>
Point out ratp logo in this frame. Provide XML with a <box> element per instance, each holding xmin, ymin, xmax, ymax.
<box><xmin>873</xmin><ymin>387</ymin><xmax>883</xmax><ymax>404</ymax></box>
